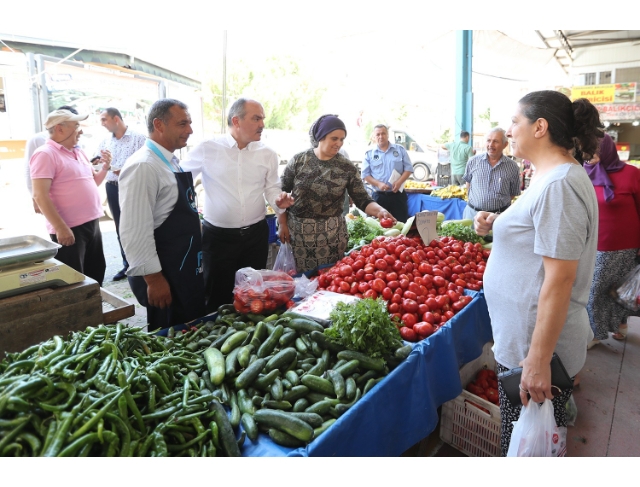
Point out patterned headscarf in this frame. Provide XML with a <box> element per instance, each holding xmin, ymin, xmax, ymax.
<box><xmin>309</xmin><ymin>114</ymin><xmax>347</xmax><ymax>148</ymax></box>
<box><xmin>584</xmin><ymin>134</ymin><xmax>625</xmax><ymax>202</ymax></box>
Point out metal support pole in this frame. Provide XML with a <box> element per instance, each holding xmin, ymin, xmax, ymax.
<box><xmin>26</xmin><ymin>52</ymin><xmax>41</xmax><ymax>133</ymax></box>
<box><xmin>455</xmin><ymin>30</ymin><xmax>473</xmax><ymax>140</ymax></box>
<box><xmin>222</xmin><ymin>30</ymin><xmax>227</xmax><ymax>134</ymax></box>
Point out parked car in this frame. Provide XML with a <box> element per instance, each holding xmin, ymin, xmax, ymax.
<box><xmin>344</xmin><ymin>126</ymin><xmax>439</xmax><ymax>182</ymax></box>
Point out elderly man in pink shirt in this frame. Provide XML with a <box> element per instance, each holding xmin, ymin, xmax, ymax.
<box><xmin>30</xmin><ymin>109</ymin><xmax>113</xmax><ymax>286</ymax></box>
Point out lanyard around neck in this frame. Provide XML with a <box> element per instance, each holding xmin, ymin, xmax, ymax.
<box><xmin>146</xmin><ymin>139</ymin><xmax>182</xmax><ymax>173</ymax></box>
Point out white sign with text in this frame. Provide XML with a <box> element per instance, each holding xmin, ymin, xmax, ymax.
<box><xmin>415</xmin><ymin>211</ymin><xmax>439</xmax><ymax>245</ymax></box>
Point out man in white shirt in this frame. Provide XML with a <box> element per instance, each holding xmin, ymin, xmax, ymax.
<box><xmin>119</xmin><ymin>99</ymin><xmax>205</xmax><ymax>330</ymax></box>
<box><xmin>96</xmin><ymin>107</ymin><xmax>146</xmax><ymax>281</ymax></box>
<box><xmin>181</xmin><ymin>98</ymin><xmax>294</xmax><ymax>313</ymax></box>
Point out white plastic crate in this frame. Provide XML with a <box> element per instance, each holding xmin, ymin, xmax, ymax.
<box><xmin>440</xmin><ymin>342</ymin><xmax>502</xmax><ymax>457</ymax></box>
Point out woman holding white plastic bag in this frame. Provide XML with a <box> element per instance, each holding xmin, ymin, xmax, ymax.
<box><xmin>475</xmin><ymin>90</ymin><xmax>604</xmax><ymax>456</ymax></box>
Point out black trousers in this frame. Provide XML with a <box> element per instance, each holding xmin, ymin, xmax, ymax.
<box><xmin>371</xmin><ymin>191</ymin><xmax>409</xmax><ymax>224</ymax></box>
<box><xmin>202</xmin><ymin>219</ymin><xmax>269</xmax><ymax>314</ymax></box>
<box><xmin>51</xmin><ymin>218</ymin><xmax>106</xmax><ymax>286</ymax></box>
<box><xmin>105</xmin><ymin>181</ymin><xmax>128</xmax><ymax>269</ymax></box>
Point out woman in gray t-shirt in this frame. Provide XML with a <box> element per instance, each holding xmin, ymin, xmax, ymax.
<box><xmin>475</xmin><ymin>90</ymin><xmax>604</xmax><ymax>456</ymax></box>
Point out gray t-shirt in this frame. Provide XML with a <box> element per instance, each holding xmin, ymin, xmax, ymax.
<box><xmin>483</xmin><ymin>163</ymin><xmax>598</xmax><ymax>377</ymax></box>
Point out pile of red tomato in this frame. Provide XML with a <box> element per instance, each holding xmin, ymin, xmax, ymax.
<box><xmin>466</xmin><ymin>368</ymin><xmax>499</xmax><ymax>406</ymax></box>
<box><xmin>315</xmin><ymin>234</ymin><xmax>490</xmax><ymax>342</ymax></box>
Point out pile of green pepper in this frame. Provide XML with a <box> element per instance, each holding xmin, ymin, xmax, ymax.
<box><xmin>0</xmin><ymin>323</ymin><xmax>221</xmax><ymax>457</ymax></box>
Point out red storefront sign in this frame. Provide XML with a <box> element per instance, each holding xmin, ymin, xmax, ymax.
<box><xmin>597</xmin><ymin>103</ymin><xmax>640</xmax><ymax>121</ymax></box>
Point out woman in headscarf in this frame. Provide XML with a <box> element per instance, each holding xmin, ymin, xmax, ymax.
<box><xmin>585</xmin><ymin>133</ymin><xmax>640</xmax><ymax>347</ymax></box>
<box><xmin>277</xmin><ymin>114</ymin><xmax>394</xmax><ymax>273</ymax></box>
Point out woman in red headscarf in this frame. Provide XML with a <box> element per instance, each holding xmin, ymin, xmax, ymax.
<box><xmin>586</xmin><ymin>134</ymin><xmax>640</xmax><ymax>347</ymax></box>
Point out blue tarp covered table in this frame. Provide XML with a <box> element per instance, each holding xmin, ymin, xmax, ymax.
<box><xmin>240</xmin><ymin>291</ymin><xmax>493</xmax><ymax>457</ymax></box>
<box><xmin>407</xmin><ymin>193</ymin><xmax>467</xmax><ymax>220</ymax></box>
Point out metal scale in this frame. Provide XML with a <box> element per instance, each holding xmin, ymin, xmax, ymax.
<box><xmin>0</xmin><ymin>235</ymin><xmax>85</xmax><ymax>299</ymax></box>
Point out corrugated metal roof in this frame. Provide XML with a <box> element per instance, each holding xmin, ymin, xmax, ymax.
<box><xmin>523</xmin><ymin>30</ymin><xmax>640</xmax><ymax>73</ymax></box>
<box><xmin>0</xmin><ymin>38</ymin><xmax>201</xmax><ymax>89</ymax></box>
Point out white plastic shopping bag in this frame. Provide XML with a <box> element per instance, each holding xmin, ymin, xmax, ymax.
<box><xmin>272</xmin><ymin>242</ymin><xmax>297</xmax><ymax>276</ymax></box>
<box><xmin>507</xmin><ymin>399</ymin><xmax>563</xmax><ymax>457</ymax></box>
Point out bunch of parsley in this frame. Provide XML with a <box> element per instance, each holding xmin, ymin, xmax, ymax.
<box><xmin>437</xmin><ymin>222</ymin><xmax>483</xmax><ymax>244</ymax></box>
<box><xmin>325</xmin><ymin>298</ymin><xmax>401</xmax><ymax>359</ymax></box>
<box><xmin>347</xmin><ymin>217</ymin><xmax>384</xmax><ymax>251</ymax></box>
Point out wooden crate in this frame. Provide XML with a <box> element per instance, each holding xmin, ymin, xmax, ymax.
<box><xmin>101</xmin><ymin>287</ymin><xmax>135</xmax><ymax>325</ymax></box>
<box><xmin>0</xmin><ymin>278</ymin><xmax>134</xmax><ymax>356</ymax></box>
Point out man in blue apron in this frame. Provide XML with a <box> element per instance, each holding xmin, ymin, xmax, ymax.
<box><xmin>119</xmin><ymin>99</ymin><xmax>205</xmax><ymax>330</ymax></box>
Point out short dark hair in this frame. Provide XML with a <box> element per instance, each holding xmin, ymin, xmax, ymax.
<box><xmin>57</xmin><ymin>105</ymin><xmax>78</xmax><ymax>115</ymax></box>
<box><xmin>227</xmin><ymin>98</ymin><xmax>249</xmax><ymax>127</ymax></box>
<box><xmin>519</xmin><ymin>90</ymin><xmax>604</xmax><ymax>161</ymax></box>
<box><xmin>103</xmin><ymin>107</ymin><xmax>123</xmax><ymax>120</ymax></box>
<box><xmin>147</xmin><ymin>98</ymin><xmax>187</xmax><ymax>133</ymax></box>
<box><xmin>460</xmin><ymin>131</ymin><xmax>470</xmax><ymax>138</ymax></box>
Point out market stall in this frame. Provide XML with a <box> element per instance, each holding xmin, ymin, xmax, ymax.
<box><xmin>0</xmin><ymin>230</ymin><xmax>492</xmax><ymax>457</ymax></box>
<box><xmin>407</xmin><ymin>193</ymin><xmax>467</xmax><ymax>220</ymax></box>
<box><xmin>241</xmin><ymin>291</ymin><xmax>492</xmax><ymax>457</ymax></box>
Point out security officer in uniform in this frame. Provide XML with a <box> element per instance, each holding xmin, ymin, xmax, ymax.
<box><xmin>361</xmin><ymin>124</ymin><xmax>413</xmax><ymax>223</ymax></box>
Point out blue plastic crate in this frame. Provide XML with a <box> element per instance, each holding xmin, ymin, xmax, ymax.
<box><xmin>267</xmin><ymin>214</ymin><xmax>278</xmax><ymax>244</ymax></box>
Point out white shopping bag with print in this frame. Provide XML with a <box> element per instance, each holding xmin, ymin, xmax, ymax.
<box><xmin>507</xmin><ymin>399</ymin><xmax>563</xmax><ymax>457</ymax></box>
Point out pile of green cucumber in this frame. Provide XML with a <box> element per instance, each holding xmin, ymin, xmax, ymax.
<box><xmin>0</xmin><ymin>305</ymin><xmax>412</xmax><ymax>457</ymax></box>
<box><xmin>202</xmin><ymin>305</ymin><xmax>412</xmax><ymax>451</ymax></box>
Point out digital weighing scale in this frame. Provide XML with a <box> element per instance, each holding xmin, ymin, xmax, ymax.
<box><xmin>0</xmin><ymin>235</ymin><xmax>85</xmax><ymax>299</ymax></box>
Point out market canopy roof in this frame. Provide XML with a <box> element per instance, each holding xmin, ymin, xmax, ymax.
<box><xmin>503</xmin><ymin>30</ymin><xmax>640</xmax><ymax>73</ymax></box>
<box><xmin>0</xmin><ymin>37</ymin><xmax>201</xmax><ymax>90</ymax></box>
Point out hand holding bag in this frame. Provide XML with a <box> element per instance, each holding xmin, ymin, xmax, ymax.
<box><xmin>497</xmin><ymin>353</ymin><xmax>573</xmax><ymax>407</ymax></box>
<box><xmin>507</xmin><ymin>398</ymin><xmax>560</xmax><ymax>457</ymax></box>
<box><xmin>272</xmin><ymin>242</ymin><xmax>297</xmax><ymax>276</ymax></box>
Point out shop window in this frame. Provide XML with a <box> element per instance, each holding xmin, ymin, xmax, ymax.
<box><xmin>584</xmin><ymin>73</ymin><xmax>596</xmax><ymax>85</ymax></box>
<box><xmin>615</xmin><ymin>67</ymin><xmax>640</xmax><ymax>83</ymax></box>
<box><xmin>599</xmin><ymin>71</ymin><xmax>612</xmax><ymax>84</ymax></box>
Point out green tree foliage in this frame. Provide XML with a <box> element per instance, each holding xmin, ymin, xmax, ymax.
<box><xmin>435</xmin><ymin>128</ymin><xmax>451</xmax><ymax>144</ymax></box>
<box><xmin>201</xmin><ymin>56</ymin><xmax>326</xmax><ymax>133</ymax></box>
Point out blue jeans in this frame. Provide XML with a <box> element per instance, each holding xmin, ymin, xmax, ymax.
<box><xmin>105</xmin><ymin>181</ymin><xmax>128</xmax><ymax>269</ymax></box>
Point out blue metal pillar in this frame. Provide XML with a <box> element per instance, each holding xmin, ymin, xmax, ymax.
<box><xmin>455</xmin><ymin>30</ymin><xmax>473</xmax><ymax>139</ymax></box>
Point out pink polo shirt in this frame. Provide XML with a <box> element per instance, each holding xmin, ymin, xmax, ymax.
<box><xmin>30</xmin><ymin>139</ymin><xmax>103</xmax><ymax>234</ymax></box>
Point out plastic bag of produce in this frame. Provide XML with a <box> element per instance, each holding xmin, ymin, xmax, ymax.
<box><xmin>507</xmin><ymin>399</ymin><xmax>563</xmax><ymax>457</ymax></box>
<box><xmin>272</xmin><ymin>242</ymin><xmax>297</xmax><ymax>276</ymax></box>
<box><xmin>611</xmin><ymin>264</ymin><xmax>640</xmax><ymax>311</ymax></box>
<box><xmin>294</xmin><ymin>274</ymin><xmax>318</xmax><ymax>300</ymax></box>
<box><xmin>232</xmin><ymin>267</ymin><xmax>295</xmax><ymax>313</ymax></box>
<box><xmin>565</xmin><ymin>395</ymin><xmax>578</xmax><ymax>427</ymax></box>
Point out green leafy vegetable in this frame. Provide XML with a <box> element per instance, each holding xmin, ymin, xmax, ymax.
<box><xmin>347</xmin><ymin>217</ymin><xmax>384</xmax><ymax>251</ymax></box>
<box><xmin>325</xmin><ymin>298</ymin><xmax>401</xmax><ymax>359</ymax></box>
<box><xmin>438</xmin><ymin>222</ymin><xmax>483</xmax><ymax>244</ymax></box>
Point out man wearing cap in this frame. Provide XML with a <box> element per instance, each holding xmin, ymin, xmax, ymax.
<box><xmin>96</xmin><ymin>107</ymin><xmax>146</xmax><ymax>281</ymax></box>
<box><xmin>361</xmin><ymin>124</ymin><xmax>413</xmax><ymax>223</ymax></box>
<box><xmin>24</xmin><ymin>105</ymin><xmax>80</xmax><ymax>214</ymax></box>
<box><xmin>30</xmin><ymin>109</ymin><xmax>112</xmax><ymax>286</ymax></box>
<box><xmin>181</xmin><ymin>98</ymin><xmax>294</xmax><ymax>313</ymax></box>
<box><xmin>119</xmin><ymin>98</ymin><xmax>205</xmax><ymax>329</ymax></box>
